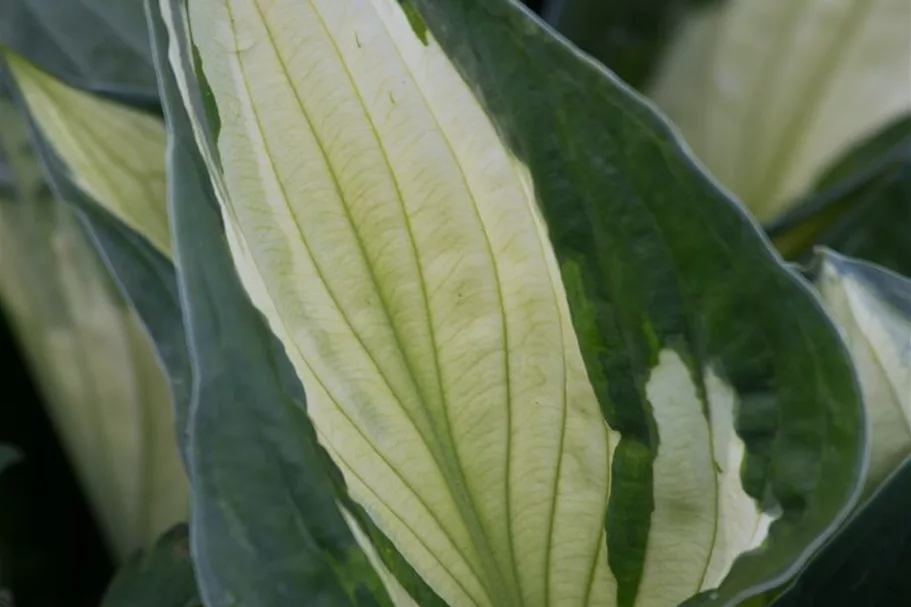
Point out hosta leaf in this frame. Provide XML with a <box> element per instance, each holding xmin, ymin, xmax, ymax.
<box><xmin>171</xmin><ymin>0</ymin><xmax>864</xmax><ymax>605</ymax></box>
<box><xmin>148</xmin><ymin>2</ymin><xmax>398</xmax><ymax>604</ymax></box>
<box><xmin>811</xmin><ymin>250</ymin><xmax>911</xmax><ymax>496</ymax></box>
<box><xmin>101</xmin><ymin>525</ymin><xmax>200</xmax><ymax>607</ymax></box>
<box><xmin>754</xmin><ymin>252</ymin><xmax>911</xmax><ymax>606</ymax></box>
<box><xmin>414</xmin><ymin>3</ymin><xmax>863</xmax><ymax>605</ymax></box>
<box><xmin>183</xmin><ymin>1</ymin><xmax>612</xmax><ymax>604</ymax></box>
<box><xmin>1</xmin><ymin>54</ymin><xmax>194</xmax><ymax>447</ymax></box>
<box><xmin>770</xmin><ymin>115</ymin><xmax>911</xmax><ymax>277</ymax></box>
<box><xmin>3</xmin><ymin>53</ymin><xmax>171</xmax><ymax>257</ymax></box>
<box><xmin>649</xmin><ymin>0</ymin><xmax>911</xmax><ymax>222</ymax></box>
<box><xmin>0</xmin><ymin>0</ymin><xmax>157</xmax><ymax>100</ymax></box>
<box><xmin>0</xmin><ymin>99</ymin><xmax>188</xmax><ymax>561</ymax></box>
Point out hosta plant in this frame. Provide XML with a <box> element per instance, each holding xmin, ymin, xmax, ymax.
<box><xmin>0</xmin><ymin>0</ymin><xmax>907</xmax><ymax>606</ymax></box>
<box><xmin>0</xmin><ymin>95</ymin><xmax>188</xmax><ymax>562</ymax></box>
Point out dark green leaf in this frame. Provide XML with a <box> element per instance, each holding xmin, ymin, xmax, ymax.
<box><xmin>0</xmin><ymin>159</ymin><xmax>12</xmax><ymax>200</ymax></box>
<box><xmin>759</xmin><ymin>251</ymin><xmax>911</xmax><ymax>607</ymax></box>
<box><xmin>0</xmin><ymin>0</ymin><xmax>158</xmax><ymax>104</ymax></box>
<box><xmin>770</xmin><ymin>457</ymin><xmax>911</xmax><ymax>607</ymax></box>
<box><xmin>769</xmin><ymin>115</ymin><xmax>911</xmax><ymax>277</ymax></box>
<box><xmin>100</xmin><ymin>524</ymin><xmax>200</xmax><ymax>607</ymax></box>
<box><xmin>411</xmin><ymin>1</ymin><xmax>865</xmax><ymax>604</ymax></box>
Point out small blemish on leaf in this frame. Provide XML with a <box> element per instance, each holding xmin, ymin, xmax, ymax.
<box><xmin>389</xmin><ymin>92</ymin><xmax>396</xmax><ymax>104</ymax></box>
<box><xmin>354</xmin><ymin>32</ymin><xmax>362</xmax><ymax>48</ymax></box>
<box><xmin>398</xmin><ymin>0</ymin><xmax>429</xmax><ymax>46</ymax></box>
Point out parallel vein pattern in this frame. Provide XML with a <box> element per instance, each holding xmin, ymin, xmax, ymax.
<box><xmin>5</xmin><ymin>53</ymin><xmax>172</xmax><ymax>256</ymax></box>
<box><xmin>187</xmin><ymin>0</ymin><xmax>612</xmax><ymax>605</ymax></box>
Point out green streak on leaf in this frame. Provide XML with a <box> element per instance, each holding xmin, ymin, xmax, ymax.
<box><xmin>560</xmin><ymin>259</ymin><xmax>612</xmax><ymax>419</ymax></box>
<box><xmin>345</xmin><ymin>506</ymin><xmax>449</xmax><ymax>606</ymax></box>
<box><xmin>398</xmin><ymin>1</ymin><xmax>429</xmax><ymax>46</ymax></box>
<box><xmin>191</xmin><ymin>42</ymin><xmax>221</xmax><ymax>155</ymax></box>
<box><xmin>412</xmin><ymin>1</ymin><xmax>865</xmax><ymax>604</ymax></box>
<box><xmin>608</xmin><ymin>438</ymin><xmax>655</xmax><ymax>606</ymax></box>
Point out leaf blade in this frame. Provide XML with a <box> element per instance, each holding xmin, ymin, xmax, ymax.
<box><xmin>174</xmin><ymin>0</ymin><xmax>866</xmax><ymax>604</ymax></box>
<box><xmin>812</xmin><ymin>250</ymin><xmax>911</xmax><ymax>497</ymax></box>
<box><xmin>185</xmin><ymin>0</ymin><xmax>613</xmax><ymax>604</ymax></box>
<box><xmin>405</xmin><ymin>2</ymin><xmax>865</xmax><ymax>604</ymax></box>
<box><xmin>0</xmin><ymin>0</ymin><xmax>157</xmax><ymax>99</ymax></box>
<box><xmin>649</xmin><ymin>0</ymin><xmax>911</xmax><ymax>221</ymax></box>
<box><xmin>149</xmin><ymin>2</ymin><xmax>400</xmax><ymax>603</ymax></box>
<box><xmin>0</xmin><ymin>97</ymin><xmax>188</xmax><ymax>560</ymax></box>
<box><xmin>3</xmin><ymin>53</ymin><xmax>172</xmax><ymax>257</ymax></box>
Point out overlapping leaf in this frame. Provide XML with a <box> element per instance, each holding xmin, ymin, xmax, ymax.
<box><xmin>3</xmin><ymin>54</ymin><xmax>171</xmax><ymax>257</ymax></box>
<box><xmin>811</xmin><ymin>251</ymin><xmax>910</xmax><ymax>497</ymax></box>
<box><xmin>770</xmin><ymin>457</ymin><xmax>911</xmax><ymax>607</ymax></box>
<box><xmin>649</xmin><ymin>0</ymin><xmax>911</xmax><ymax>221</ymax></box>
<box><xmin>0</xmin><ymin>99</ymin><xmax>187</xmax><ymax>560</ymax></box>
<box><xmin>0</xmin><ymin>46</ymin><xmax>193</xmax><ymax>456</ymax></box>
<box><xmin>148</xmin><ymin>2</ymin><xmax>406</xmax><ymax>604</ymax></box>
<box><xmin>0</xmin><ymin>0</ymin><xmax>157</xmax><ymax>100</ymax></box>
<box><xmin>0</xmin><ymin>0</ymin><xmax>190</xmax><ymax>443</ymax></box>
<box><xmin>770</xmin><ymin>115</ymin><xmax>911</xmax><ymax>276</ymax></box>
<box><xmin>164</xmin><ymin>0</ymin><xmax>865</xmax><ymax>605</ymax></box>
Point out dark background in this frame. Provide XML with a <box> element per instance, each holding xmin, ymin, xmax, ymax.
<box><xmin>0</xmin><ymin>315</ymin><xmax>113</xmax><ymax>607</ymax></box>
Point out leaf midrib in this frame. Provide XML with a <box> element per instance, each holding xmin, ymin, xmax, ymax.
<box><xmin>220</xmin><ymin>0</ymin><xmax>507</xmax><ymax>602</ymax></box>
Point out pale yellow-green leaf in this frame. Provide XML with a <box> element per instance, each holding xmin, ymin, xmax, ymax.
<box><xmin>183</xmin><ymin>0</ymin><xmax>614</xmax><ymax>604</ymax></box>
<box><xmin>814</xmin><ymin>251</ymin><xmax>911</xmax><ymax>497</ymax></box>
<box><xmin>649</xmin><ymin>0</ymin><xmax>911</xmax><ymax>222</ymax></box>
<box><xmin>637</xmin><ymin>349</ymin><xmax>774</xmax><ymax>606</ymax></box>
<box><xmin>2</xmin><ymin>52</ymin><xmax>172</xmax><ymax>257</ymax></box>
<box><xmin>0</xmin><ymin>101</ymin><xmax>187</xmax><ymax>561</ymax></box>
